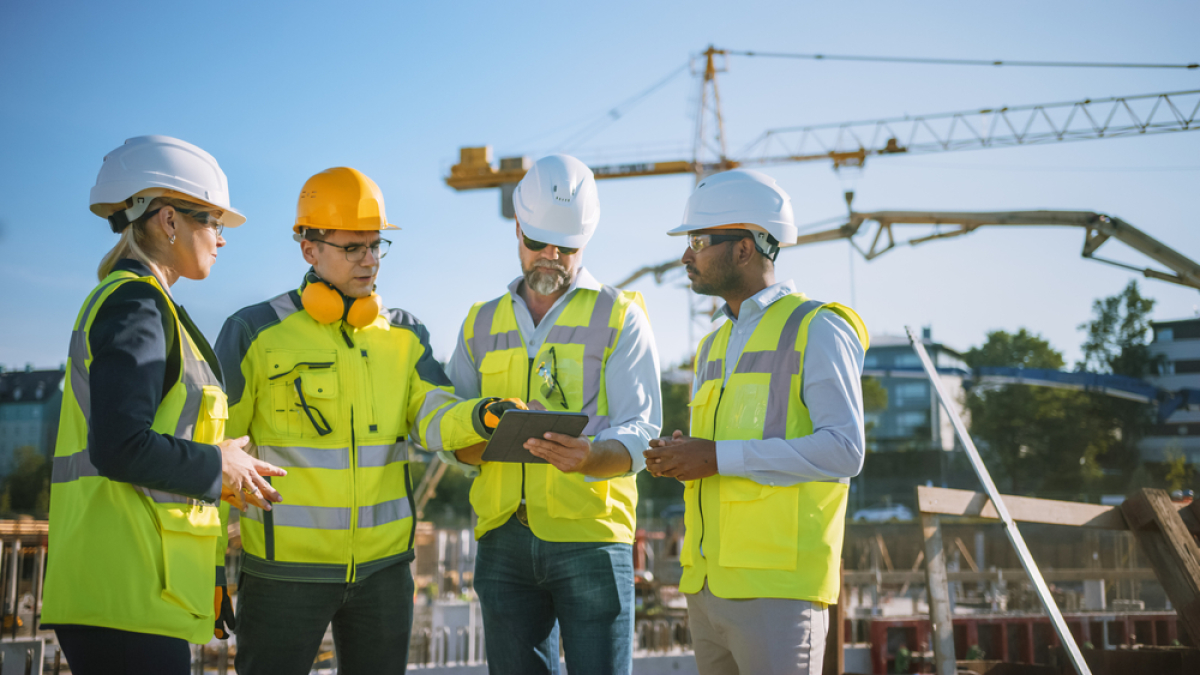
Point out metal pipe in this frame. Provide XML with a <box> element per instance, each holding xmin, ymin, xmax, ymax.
<box><xmin>906</xmin><ymin>326</ymin><xmax>1092</xmax><ymax>675</ymax></box>
<box><xmin>32</xmin><ymin>544</ymin><xmax>45</xmax><ymax>637</ymax></box>
<box><xmin>9</xmin><ymin>540</ymin><xmax>19</xmax><ymax>640</ymax></box>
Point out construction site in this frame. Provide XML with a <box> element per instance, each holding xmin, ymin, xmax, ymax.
<box><xmin>2</xmin><ymin>4</ymin><xmax>1200</xmax><ymax>674</ymax></box>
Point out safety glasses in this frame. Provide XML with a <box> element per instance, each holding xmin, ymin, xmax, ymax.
<box><xmin>313</xmin><ymin>238</ymin><xmax>392</xmax><ymax>263</ymax></box>
<box><xmin>175</xmin><ymin>207</ymin><xmax>226</xmax><ymax>237</ymax></box>
<box><xmin>536</xmin><ymin>347</ymin><xmax>569</xmax><ymax>409</ymax></box>
<box><xmin>523</xmin><ymin>235</ymin><xmax>579</xmax><ymax>256</ymax></box>
<box><xmin>687</xmin><ymin>232</ymin><xmax>750</xmax><ymax>253</ymax></box>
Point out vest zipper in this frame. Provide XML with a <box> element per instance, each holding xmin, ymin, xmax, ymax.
<box><xmin>699</xmin><ymin>384</ymin><xmax>727</xmax><ymax>559</ymax></box>
<box><xmin>522</xmin><ymin>356</ymin><xmax>533</xmax><ymax>504</ymax></box>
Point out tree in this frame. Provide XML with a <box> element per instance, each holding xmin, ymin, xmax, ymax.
<box><xmin>1079</xmin><ymin>280</ymin><xmax>1158</xmax><ymax>377</ymax></box>
<box><xmin>965</xmin><ymin>331</ymin><xmax>1113</xmax><ymax>495</ymax></box>
<box><xmin>1</xmin><ymin>446</ymin><xmax>50</xmax><ymax>516</ymax></box>
<box><xmin>637</xmin><ymin>377</ymin><xmax>690</xmax><ymax>514</ymax></box>
<box><xmin>1077</xmin><ymin>280</ymin><xmax>1158</xmax><ymax>477</ymax></box>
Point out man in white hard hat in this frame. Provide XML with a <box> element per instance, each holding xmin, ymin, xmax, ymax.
<box><xmin>644</xmin><ymin>169</ymin><xmax>869</xmax><ymax>675</ymax></box>
<box><xmin>443</xmin><ymin>154</ymin><xmax>662</xmax><ymax>674</ymax></box>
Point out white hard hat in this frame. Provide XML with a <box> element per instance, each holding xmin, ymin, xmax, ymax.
<box><xmin>667</xmin><ymin>169</ymin><xmax>797</xmax><ymax>257</ymax></box>
<box><xmin>512</xmin><ymin>154</ymin><xmax>599</xmax><ymax>249</ymax></box>
<box><xmin>89</xmin><ymin>135</ymin><xmax>246</xmax><ymax>233</ymax></box>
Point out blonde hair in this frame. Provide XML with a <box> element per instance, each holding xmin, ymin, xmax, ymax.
<box><xmin>96</xmin><ymin>196</ymin><xmax>205</xmax><ymax>281</ymax></box>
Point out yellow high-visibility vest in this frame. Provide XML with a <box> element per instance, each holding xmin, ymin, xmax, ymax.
<box><xmin>42</xmin><ymin>270</ymin><xmax>227</xmax><ymax>644</ymax></box>
<box><xmin>462</xmin><ymin>286</ymin><xmax>644</xmax><ymax>543</ymax></box>
<box><xmin>680</xmin><ymin>294</ymin><xmax>868</xmax><ymax>603</ymax></box>
<box><xmin>219</xmin><ymin>287</ymin><xmax>487</xmax><ymax>582</ymax></box>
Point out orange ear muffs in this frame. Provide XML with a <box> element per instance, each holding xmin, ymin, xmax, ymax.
<box><xmin>301</xmin><ymin>274</ymin><xmax>382</xmax><ymax>328</ymax></box>
<box><xmin>346</xmin><ymin>293</ymin><xmax>383</xmax><ymax>328</ymax></box>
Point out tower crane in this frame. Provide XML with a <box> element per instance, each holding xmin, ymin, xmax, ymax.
<box><xmin>444</xmin><ymin>47</ymin><xmax>1199</xmax><ymax>298</ymax></box>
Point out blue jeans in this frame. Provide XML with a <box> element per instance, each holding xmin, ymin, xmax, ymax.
<box><xmin>234</xmin><ymin>560</ymin><xmax>415</xmax><ymax>675</ymax></box>
<box><xmin>475</xmin><ymin>516</ymin><xmax>634</xmax><ymax>675</ymax></box>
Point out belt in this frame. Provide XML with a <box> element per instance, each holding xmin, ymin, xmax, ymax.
<box><xmin>515</xmin><ymin>503</ymin><xmax>529</xmax><ymax>527</ymax></box>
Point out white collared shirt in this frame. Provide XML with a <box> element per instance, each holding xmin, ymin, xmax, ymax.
<box><xmin>443</xmin><ymin>267</ymin><xmax>662</xmax><ymax>478</ymax></box>
<box><xmin>698</xmin><ymin>280</ymin><xmax>866</xmax><ymax>486</ymax></box>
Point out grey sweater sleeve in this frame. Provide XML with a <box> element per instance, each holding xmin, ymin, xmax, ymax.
<box><xmin>86</xmin><ymin>281</ymin><xmax>223</xmax><ymax>501</ymax></box>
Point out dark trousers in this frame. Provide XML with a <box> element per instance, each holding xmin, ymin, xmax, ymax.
<box><xmin>55</xmin><ymin>625</ymin><xmax>191</xmax><ymax>675</ymax></box>
<box><xmin>234</xmin><ymin>560</ymin><xmax>415</xmax><ymax>675</ymax></box>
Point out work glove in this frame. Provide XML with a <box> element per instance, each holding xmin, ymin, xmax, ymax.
<box><xmin>479</xmin><ymin>397</ymin><xmax>528</xmax><ymax>432</ymax></box>
<box><xmin>214</xmin><ymin>586</ymin><xmax>236</xmax><ymax>639</ymax></box>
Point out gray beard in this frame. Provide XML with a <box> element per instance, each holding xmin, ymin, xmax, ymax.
<box><xmin>524</xmin><ymin>262</ymin><xmax>570</xmax><ymax>296</ymax></box>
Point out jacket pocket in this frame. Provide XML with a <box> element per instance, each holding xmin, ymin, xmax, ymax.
<box><xmin>157</xmin><ymin>503</ymin><xmax>221</xmax><ymax>618</ymax></box>
<box><xmin>266</xmin><ymin>349</ymin><xmax>339</xmax><ymax>438</ymax></box>
<box><xmin>546</xmin><ymin>471</ymin><xmax>612</xmax><ymax>520</ymax></box>
<box><xmin>717</xmin><ymin>477</ymin><xmax>799</xmax><ymax>571</ymax></box>
<box><xmin>192</xmin><ymin>385</ymin><xmax>228</xmax><ymax>445</ymax></box>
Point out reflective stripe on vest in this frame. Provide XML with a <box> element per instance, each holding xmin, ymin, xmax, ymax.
<box><xmin>42</xmin><ymin>271</ymin><xmax>226</xmax><ymax>645</ymax></box>
<box><xmin>465</xmin><ymin>286</ymin><xmax>640</xmax><ymax>544</ymax></box>
<box><xmin>681</xmin><ymin>295</ymin><xmax>867</xmax><ymax>603</ymax></box>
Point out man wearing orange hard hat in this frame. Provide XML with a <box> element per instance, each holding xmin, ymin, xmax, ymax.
<box><xmin>215</xmin><ymin>167</ymin><xmax>521</xmax><ymax>674</ymax></box>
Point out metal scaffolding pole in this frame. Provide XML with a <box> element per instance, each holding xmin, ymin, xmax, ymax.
<box><xmin>906</xmin><ymin>326</ymin><xmax>1091</xmax><ymax>675</ymax></box>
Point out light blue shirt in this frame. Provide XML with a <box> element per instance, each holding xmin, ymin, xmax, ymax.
<box><xmin>443</xmin><ymin>267</ymin><xmax>663</xmax><ymax>479</ymax></box>
<box><xmin>694</xmin><ymin>280</ymin><xmax>866</xmax><ymax>487</ymax></box>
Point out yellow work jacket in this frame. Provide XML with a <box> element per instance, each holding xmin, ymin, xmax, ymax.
<box><xmin>217</xmin><ymin>283</ymin><xmax>488</xmax><ymax>582</ymax></box>
<box><xmin>43</xmin><ymin>270</ymin><xmax>227</xmax><ymax>644</ymax></box>
<box><xmin>462</xmin><ymin>286</ymin><xmax>643</xmax><ymax>543</ymax></box>
<box><xmin>680</xmin><ymin>294</ymin><xmax>868</xmax><ymax>603</ymax></box>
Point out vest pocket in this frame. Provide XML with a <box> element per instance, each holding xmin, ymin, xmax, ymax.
<box><xmin>679</xmin><ymin>482</ymin><xmax>697</xmax><ymax>567</ymax></box>
<box><xmin>546</xmin><ymin>472</ymin><xmax>612</xmax><ymax>520</ymax></box>
<box><xmin>156</xmin><ymin>503</ymin><xmax>221</xmax><ymax>618</ymax></box>
<box><xmin>193</xmin><ymin>385</ymin><xmax>228</xmax><ymax>445</ymax></box>
<box><xmin>479</xmin><ymin>351</ymin><xmax>524</xmax><ymax>397</ymax></box>
<box><xmin>717</xmin><ymin>477</ymin><xmax>799</xmax><ymax>570</ymax></box>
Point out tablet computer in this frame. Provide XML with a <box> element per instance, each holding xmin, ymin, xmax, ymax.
<box><xmin>481</xmin><ymin>410</ymin><xmax>589</xmax><ymax>464</ymax></box>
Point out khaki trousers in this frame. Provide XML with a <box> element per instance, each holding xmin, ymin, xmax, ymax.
<box><xmin>686</xmin><ymin>583</ymin><xmax>827</xmax><ymax>675</ymax></box>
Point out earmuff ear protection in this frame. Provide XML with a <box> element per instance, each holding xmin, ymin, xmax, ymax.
<box><xmin>300</xmin><ymin>271</ymin><xmax>382</xmax><ymax>328</ymax></box>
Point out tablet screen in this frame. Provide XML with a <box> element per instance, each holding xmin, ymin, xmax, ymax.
<box><xmin>482</xmin><ymin>410</ymin><xmax>590</xmax><ymax>463</ymax></box>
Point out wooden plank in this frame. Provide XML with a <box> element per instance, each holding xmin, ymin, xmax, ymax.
<box><xmin>822</xmin><ymin>562</ymin><xmax>845</xmax><ymax>675</ymax></box>
<box><xmin>1120</xmin><ymin>488</ymin><xmax>1200</xmax><ymax>647</ymax></box>
<box><xmin>922</xmin><ymin>514</ymin><xmax>956</xmax><ymax>675</ymax></box>
<box><xmin>918</xmin><ymin>486</ymin><xmax>1128</xmax><ymax>529</ymax></box>
<box><xmin>843</xmin><ymin>567</ymin><xmax>1157</xmax><ymax>585</ymax></box>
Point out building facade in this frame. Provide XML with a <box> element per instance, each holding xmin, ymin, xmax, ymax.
<box><xmin>862</xmin><ymin>331</ymin><xmax>968</xmax><ymax>453</ymax></box>
<box><xmin>0</xmin><ymin>368</ymin><xmax>65</xmax><ymax>476</ymax></box>
<box><xmin>1140</xmin><ymin>317</ymin><xmax>1200</xmax><ymax>464</ymax></box>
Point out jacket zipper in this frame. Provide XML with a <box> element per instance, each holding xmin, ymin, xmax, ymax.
<box><xmin>342</xmin><ymin>324</ymin><xmax>358</xmax><ymax>583</ymax></box>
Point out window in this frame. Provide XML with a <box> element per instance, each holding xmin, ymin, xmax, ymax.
<box><xmin>894</xmin><ymin>353</ymin><xmax>921</xmax><ymax>368</ymax></box>
<box><xmin>893</xmin><ymin>382</ymin><xmax>929</xmax><ymax>407</ymax></box>
<box><xmin>1158</xmin><ymin>328</ymin><xmax>1174</xmax><ymax>342</ymax></box>
<box><xmin>864</xmin><ymin>354</ymin><xmax>879</xmax><ymax>368</ymax></box>
<box><xmin>895</xmin><ymin>411</ymin><xmax>928</xmax><ymax>431</ymax></box>
<box><xmin>1176</xmin><ymin>360</ymin><xmax>1200</xmax><ymax>374</ymax></box>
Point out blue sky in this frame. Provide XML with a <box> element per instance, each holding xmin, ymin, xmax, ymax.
<box><xmin>1</xmin><ymin>0</ymin><xmax>1198</xmax><ymax>373</ymax></box>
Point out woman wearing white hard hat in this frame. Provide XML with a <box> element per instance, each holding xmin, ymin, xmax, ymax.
<box><xmin>41</xmin><ymin>136</ymin><xmax>286</xmax><ymax>674</ymax></box>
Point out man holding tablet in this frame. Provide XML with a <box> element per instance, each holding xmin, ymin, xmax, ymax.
<box><xmin>443</xmin><ymin>154</ymin><xmax>662</xmax><ymax>675</ymax></box>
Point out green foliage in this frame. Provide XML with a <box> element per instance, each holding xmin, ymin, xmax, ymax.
<box><xmin>862</xmin><ymin>377</ymin><xmax>888</xmax><ymax>413</ymax></box>
<box><xmin>1078</xmin><ymin>280</ymin><xmax>1157</xmax><ymax>377</ymax></box>
<box><xmin>2</xmin><ymin>446</ymin><xmax>50</xmax><ymax>516</ymax></box>
<box><xmin>639</xmin><ymin>378</ymin><xmax>691</xmax><ymax>514</ymax></box>
<box><xmin>965</xmin><ymin>328</ymin><xmax>1065</xmax><ymax>370</ymax></box>
<box><xmin>1163</xmin><ymin>445</ymin><xmax>1193</xmax><ymax>494</ymax></box>
<box><xmin>964</xmin><ymin>331</ymin><xmax>1113</xmax><ymax>494</ymax></box>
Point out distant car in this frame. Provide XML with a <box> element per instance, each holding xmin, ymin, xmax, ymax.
<box><xmin>851</xmin><ymin>503</ymin><xmax>914</xmax><ymax>523</ymax></box>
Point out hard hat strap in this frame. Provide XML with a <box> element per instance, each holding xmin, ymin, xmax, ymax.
<box><xmin>752</xmin><ymin>231</ymin><xmax>781</xmax><ymax>262</ymax></box>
